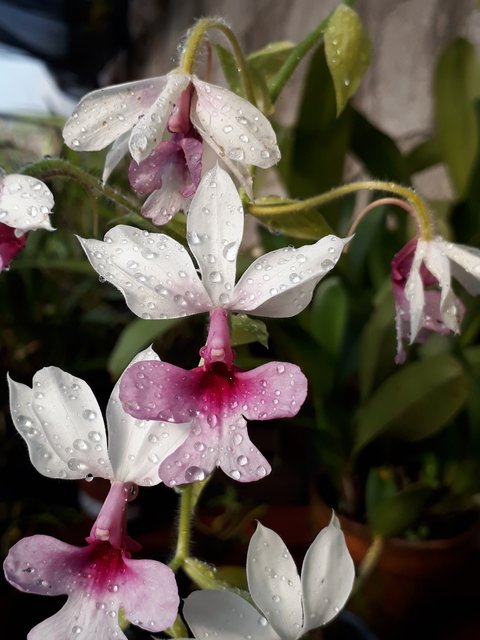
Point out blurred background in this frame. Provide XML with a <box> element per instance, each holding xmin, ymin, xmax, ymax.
<box><xmin>0</xmin><ymin>1</ymin><xmax>480</xmax><ymax>638</ymax></box>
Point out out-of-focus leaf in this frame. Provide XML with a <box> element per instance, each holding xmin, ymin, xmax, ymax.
<box><xmin>365</xmin><ymin>467</ymin><xmax>397</xmax><ymax>518</ymax></box>
<box><xmin>358</xmin><ymin>285</ymin><xmax>396</xmax><ymax>399</ymax></box>
<box><xmin>367</xmin><ymin>482</ymin><xmax>434</xmax><ymax>539</ymax></box>
<box><xmin>310</xmin><ymin>276</ymin><xmax>348</xmax><ymax>358</ymax></box>
<box><xmin>324</xmin><ymin>5</ymin><xmax>371</xmax><ymax>115</ymax></box>
<box><xmin>354</xmin><ymin>354</ymin><xmax>468</xmax><ymax>454</ymax></box>
<box><xmin>108</xmin><ymin>318</ymin><xmax>178</xmax><ymax>379</ymax></box>
<box><xmin>252</xmin><ymin>204</ymin><xmax>333</xmax><ymax>240</ymax></box>
<box><xmin>231</xmin><ymin>314</ymin><xmax>269</xmax><ymax>348</ymax></box>
<box><xmin>286</xmin><ymin>45</ymin><xmax>352</xmax><ymax>210</ymax></box>
<box><xmin>406</xmin><ymin>137</ymin><xmax>442</xmax><ymax>175</ymax></box>
<box><xmin>351</xmin><ymin>109</ymin><xmax>409</xmax><ymax>182</ymax></box>
<box><xmin>248</xmin><ymin>41</ymin><xmax>295</xmax><ymax>87</ymax></box>
<box><xmin>214</xmin><ymin>44</ymin><xmax>241</xmax><ymax>94</ymax></box>
<box><xmin>214</xmin><ymin>44</ymin><xmax>273</xmax><ymax>114</ymax></box>
<box><xmin>434</xmin><ymin>38</ymin><xmax>480</xmax><ymax>197</ymax></box>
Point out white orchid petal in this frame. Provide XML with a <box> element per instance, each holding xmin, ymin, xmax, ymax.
<box><xmin>8</xmin><ymin>370</ymin><xmax>113</xmax><ymax>480</ymax></box>
<box><xmin>301</xmin><ymin>514</ymin><xmax>355</xmax><ymax>633</ymax></box>
<box><xmin>192</xmin><ymin>77</ymin><xmax>280</xmax><ymax>169</ymax></box>
<box><xmin>189</xmin><ymin>103</ymin><xmax>254</xmax><ymax>197</ymax></box>
<box><xmin>231</xmin><ymin>235</ymin><xmax>349</xmax><ymax>317</ymax></box>
<box><xmin>247</xmin><ymin>523</ymin><xmax>303</xmax><ymax>639</ymax></box>
<box><xmin>187</xmin><ymin>165</ymin><xmax>244</xmax><ymax>305</ymax></box>
<box><xmin>183</xmin><ymin>590</ymin><xmax>280</xmax><ymax>640</ymax></box>
<box><xmin>0</xmin><ymin>175</ymin><xmax>54</xmax><ymax>231</ymax></box>
<box><xmin>107</xmin><ymin>347</ymin><xmax>190</xmax><ymax>485</ymax></box>
<box><xmin>438</xmin><ymin>239</ymin><xmax>480</xmax><ymax>295</ymax></box>
<box><xmin>129</xmin><ymin>72</ymin><xmax>191</xmax><ymax>163</ymax></box>
<box><xmin>404</xmin><ymin>241</ymin><xmax>426</xmax><ymax>342</ymax></box>
<box><xmin>63</xmin><ymin>77</ymin><xmax>167</xmax><ymax>151</ymax></box>
<box><xmin>27</xmin><ymin>592</ymin><xmax>127</xmax><ymax>640</ymax></box>
<box><xmin>424</xmin><ymin>242</ymin><xmax>461</xmax><ymax>332</ymax></box>
<box><xmin>102</xmin><ymin>131</ymin><xmax>130</xmax><ymax>183</ymax></box>
<box><xmin>78</xmin><ymin>225</ymin><xmax>211</xmax><ymax>319</ymax></box>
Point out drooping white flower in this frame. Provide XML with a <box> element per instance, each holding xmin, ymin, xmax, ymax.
<box><xmin>78</xmin><ymin>165</ymin><xmax>350</xmax><ymax>321</ymax></box>
<box><xmin>0</xmin><ymin>173</ymin><xmax>54</xmax><ymax>270</ymax></box>
<box><xmin>391</xmin><ymin>236</ymin><xmax>480</xmax><ymax>363</ymax></box>
<box><xmin>7</xmin><ymin>346</ymin><xmax>190</xmax><ymax>486</ymax></box>
<box><xmin>183</xmin><ymin>516</ymin><xmax>355</xmax><ymax>640</ymax></box>
<box><xmin>63</xmin><ymin>70</ymin><xmax>280</xmax><ymax>197</ymax></box>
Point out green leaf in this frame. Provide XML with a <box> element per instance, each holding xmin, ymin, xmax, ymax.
<box><xmin>248</xmin><ymin>41</ymin><xmax>295</xmax><ymax>86</ymax></box>
<box><xmin>367</xmin><ymin>481</ymin><xmax>434</xmax><ymax>539</ymax></box>
<box><xmin>286</xmin><ymin>45</ymin><xmax>352</xmax><ymax>206</ymax></box>
<box><xmin>354</xmin><ymin>354</ymin><xmax>468</xmax><ymax>454</ymax></box>
<box><xmin>183</xmin><ymin>557</ymin><xmax>250</xmax><ymax>600</ymax></box>
<box><xmin>231</xmin><ymin>314</ymin><xmax>268</xmax><ymax>348</ymax></box>
<box><xmin>108</xmin><ymin>318</ymin><xmax>178</xmax><ymax>379</ymax></box>
<box><xmin>358</xmin><ymin>285</ymin><xmax>396</xmax><ymax>399</ymax></box>
<box><xmin>434</xmin><ymin>38</ymin><xmax>480</xmax><ymax>197</ymax></box>
<box><xmin>324</xmin><ymin>5</ymin><xmax>371</xmax><ymax>115</ymax></box>
<box><xmin>252</xmin><ymin>203</ymin><xmax>333</xmax><ymax>240</ymax></box>
<box><xmin>351</xmin><ymin>110</ymin><xmax>410</xmax><ymax>182</ymax></box>
<box><xmin>214</xmin><ymin>44</ymin><xmax>273</xmax><ymax>114</ymax></box>
<box><xmin>310</xmin><ymin>276</ymin><xmax>348</xmax><ymax>358</ymax></box>
<box><xmin>406</xmin><ymin>137</ymin><xmax>442</xmax><ymax>175</ymax></box>
<box><xmin>214</xmin><ymin>44</ymin><xmax>242</xmax><ymax>94</ymax></box>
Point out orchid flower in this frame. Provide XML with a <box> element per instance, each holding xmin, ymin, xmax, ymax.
<box><xmin>128</xmin><ymin>86</ymin><xmax>203</xmax><ymax>224</ymax></box>
<box><xmin>391</xmin><ymin>236</ymin><xmax>480</xmax><ymax>363</ymax></box>
<box><xmin>120</xmin><ymin>309</ymin><xmax>307</xmax><ymax>485</ymax></box>
<box><xmin>79</xmin><ymin>165</ymin><xmax>350</xmax><ymax>321</ymax></box>
<box><xmin>182</xmin><ymin>516</ymin><xmax>355</xmax><ymax>640</ymax></box>
<box><xmin>63</xmin><ymin>69</ymin><xmax>280</xmax><ymax>209</ymax></box>
<box><xmin>7</xmin><ymin>346</ymin><xmax>190</xmax><ymax>485</ymax></box>
<box><xmin>0</xmin><ymin>173</ymin><xmax>54</xmax><ymax>270</ymax></box>
<box><xmin>4</xmin><ymin>347</ymin><xmax>186</xmax><ymax>639</ymax></box>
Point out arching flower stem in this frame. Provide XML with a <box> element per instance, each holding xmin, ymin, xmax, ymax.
<box><xmin>248</xmin><ymin>179</ymin><xmax>435</xmax><ymax>241</ymax></box>
<box><xmin>180</xmin><ymin>18</ymin><xmax>256</xmax><ymax>105</ymax></box>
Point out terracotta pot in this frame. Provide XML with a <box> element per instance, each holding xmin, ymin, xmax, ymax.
<box><xmin>310</xmin><ymin>487</ymin><xmax>480</xmax><ymax>639</ymax></box>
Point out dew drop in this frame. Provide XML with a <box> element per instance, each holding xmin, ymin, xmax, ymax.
<box><xmin>185</xmin><ymin>466</ymin><xmax>206</xmax><ymax>482</ymax></box>
<box><xmin>222</xmin><ymin>241</ymin><xmax>237</xmax><ymax>262</ymax></box>
<box><xmin>82</xmin><ymin>409</ymin><xmax>97</xmax><ymax>421</ymax></box>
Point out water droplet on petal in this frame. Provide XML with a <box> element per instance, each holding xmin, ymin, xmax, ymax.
<box><xmin>184</xmin><ymin>466</ymin><xmax>206</xmax><ymax>482</ymax></box>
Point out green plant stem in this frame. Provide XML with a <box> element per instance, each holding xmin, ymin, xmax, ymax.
<box><xmin>169</xmin><ymin>484</ymin><xmax>194</xmax><ymax>571</ymax></box>
<box><xmin>353</xmin><ymin>534</ymin><xmax>384</xmax><ymax>594</ymax></box>
<box><xmin>248</xmin><ymin>180</ymin><xmax>435</xmax><ymax>240</ymax></box>
<box><xmin>180</xmin><ymin>18</ymin><xmax>256</xmax><ymax>103</ymax></box>
<box><xmin>22</xmin><ymin>158</ymin><xmax>139</xmax><ymax>215</ymax></box>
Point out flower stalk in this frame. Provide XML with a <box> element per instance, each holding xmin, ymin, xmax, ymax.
<box><xmin>169</xmin><ymin>483</ymin><xmax>194</xmax><ymax>571</ymax></box>
<box><xmin>249</xmin><ymin>180</ymin><xmax>435</xmax><ymax>240</ymax></box>
<box><xmin>180</xmin><ymin>18</ymin><xmax>256</xmax><ymax>104</ymax></box>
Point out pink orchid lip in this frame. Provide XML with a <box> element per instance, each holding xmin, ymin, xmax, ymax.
<box><xmin>119</xmin><ymin>308</ymin><xmax>308</xmax><ymax>485</ymax></box>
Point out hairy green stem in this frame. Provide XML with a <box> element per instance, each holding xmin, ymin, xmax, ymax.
<box><xmin>180</xmin><ymin>18</ymin><xmax>256</xmax><ymax>103</ymax></box>
<box><xmin>22</xmin><ymin>158</ymin><xmax>139</xmax><ymax>215</ymax></box>
<box><xmin>248</xmin><ymin>180</ymin><xmax>434</xmax><ymax>240</ymax></box>
<box><xmin>169</xmin><ymin>484</ymin><xmax>194</xmax><ymax>572</ymax></box>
